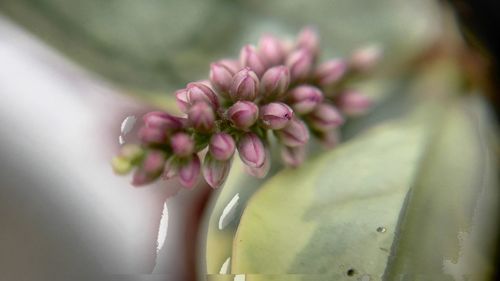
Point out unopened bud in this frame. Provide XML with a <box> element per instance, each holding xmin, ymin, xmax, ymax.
<box><xmin>227</xmin><ymin>101</ymin><xmax>259</xmax><ymax>130</ymax></box>
<box><xmin>188</xmin><ymin>102</ymin><xmax>215</xmax><ymax>132</ymax></box>
<box><xmin>260</xmin><ymin>66</ymin><xmax>290</xmax><ymax>99</ymax></box>
<box><xmin>143</xmin><ymin>111</ymin><xmax>184</xmax><ymax>131</ymax></box>
<box><xmin>170</xmin><ymin>132</ymin><xmax>195</xmax><ymax>157</ymax></box>
<box><xmin>210</xmin><ymin>62</ymin><xmax>234</xmax><ymax>95</ymax></box>
<box><xmin>281</xmin><ymin>145</ymin><xmax>306</xmax><ymax>168</ymax></box>
<box><xmin>175</xmin><ymin>89</ymin><xmax>189</xmax><ymax>113</ymax></box>
<box><xmin>275</xmin><ymin>118</ymin><xmax>309</xmax><ymax>147</ymax></box>
<box><xmin>120</xmin><ymin>144</ymin><xmax>144</xmax><ymax>163</ymax></box>
<box><xmin>186</xmin><ymin>82</ymin><xmax>219</xmax><ymax>109</ymax></box>
<box><xmin>132</xmin><ymin>169</ymin><xmax>152</xmax><ymax>186</ymax></box>
<box><xmin>111</xmin><ymin>156</ymin><xmax>132</xmax><ymax>175</ymax></box>
<box><xmin>337</xmin><ymin>90</ymin><xmax>373</xmax><ymax>117</ymax></box>
<box><xmin>286</xmin><ymin>48</ymin><xmax>313</xmax><ymax>81</ymax></box>
<box><xmin>209</xmin><ymin>132</ymin><xmax>236</xmax><ymax>161</ymax></box>
<box><xmin>138</xmin><ymin>126</ymin><xmax>167</xmax><ymax>144</ymax></box>
<box><xmin>258</xmin><ymin>34</ymin><xmax>285</xmax><ymax>66</ymax></box>
<box><xmin>244</xmin><ymin>145</ymin><xmax>271</xmax><ymax>178</ymax></box>
<box><xmin>260</xmin><ymin>102</ymin><xmax>293</xmax><ymax>130</ymax></box>
<box><xmin>318</xmin><ymin>129</ymin><xmax>340</xmax><ymax>149</ymax></box>
<box><xmin>230</xmin><ymin>67</ymin><xmax>259</xmax><ymax>101</ymax></box>
<box><xmin>307</xmin><ymin>103</ymin><xmax>344</xmax><ymax>131</ymax></box>
<box><xmin>287</xmin><ymin>85</ymin><xmax>323</xmax><ymax>114</ymax></box>
<box><xmin>132</xmin><ymin>150</ymin><xmax>166</xmax><ymax>186</ymax></box>
<box><xmin>297</xmin><ymin>26</ymin><xmax>319</xmax><ymax>54</ymax></box>
<box><xmin>240</xmin><ymin>45</ymin><xmax>266</xmax><ymax>77</ymax></box>
<box><xmin>162</xmin><ymin>156</ymin><xmax>178</xmax><ymax>180</ymax></box>
<box><xmin>202</xmin><ymin>154</ymin><xmax>231</xmax><ymax>188</ymax></box>
<box><xmin>178</xmin><ymin>154</ymin><xmax>201</xmax><ymax>188</ymax></box>
<box><xmin>217</xmin><ymin>59</ymin><xmax>241</xmax><ymax>74</ymax></box>
<box><xmin>315</xmin><ymin>59</ymin><xmax>347</xmax><ymax>86</ymax></box>
<box><xmin>350</xmin><ymin>44</ymin><xmax>383</xmax><ymax>72</ymax></box>
<box><xmin>142</xmin><ymin>150</ymin><xmax>166</xmax><ymax>174</ymax></box>
<box><xmin>237</xmin><ymin>132</ymin><xmax>266</xmax><ymax>168</ymax></box>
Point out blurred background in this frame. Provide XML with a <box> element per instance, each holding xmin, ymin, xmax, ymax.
<box><xmin>0</xmin><ymin>1</ymin><xmax>498</xmax><ymax>280</ymax></box>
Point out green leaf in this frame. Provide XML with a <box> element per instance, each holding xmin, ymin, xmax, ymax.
<box><xmin>384</xmin><ymin>97</ymin><xmax>498</xmax><ymax>280</ymax></box>
<box><xmin>230</xmin><ymin>94</ymin><xmax>497</xmax><ymax>280</ymax></box>
<box><xmin>200</xmin><ymin>152</ymin><xmax>284</xmax><ymax>276</ymax></box>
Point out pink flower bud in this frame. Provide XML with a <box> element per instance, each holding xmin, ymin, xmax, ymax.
<box><xmin>132</xmin><ymin>169</ymin><xmax>152</xmax><ymax>186</ymax></box>
<box><xmin>175</xmin><ymin>89</ymin><xmax>189</xmax><ymax>113</ymax></box>
<box><xmin>170</xmin><ymin>132</ymin><xmax>195</xmax><ymax>157</ymax></box>
<box><xmin>178</xmin><ymin>154</ymin><xmax>201</xmax><ymax>188</ymax></box>
<box><xmin>138</xmin><ymin>126</ymin><xmax>167</xmax><ymax>144</ymax></box>
<box><xmin>286</xmin><ymin>48</ymin><xmax>313</xmax><ymax>82</ymax></box>
<box><xmin>275</xmin><ymin>118</ymin><xmax>309</xmax><ymax>147</ymax></box>
<box><xmin>120</xmin><ymin>144</ymin><xmax>144</xmax><ymax>162</ymax></box>
<box><xmin>237</xmin><ymin>132</ymin><xmax>266</xmax><ymax>168</ymax></box>
<box><xmin>281</xmin><ymin>145</ymin><xmax>306</xmax><ymax>168</ymax></box>
<box><xmin>350</xmin><ymin>44</ymin><xmax>383</xmax><ymax>72</ymax></box>
<box><xmin>227</xmin><ymin>101</ymin><xmax>259</xmax><ymax>130</ymax></box>
<box><xmin>287</xmin><ymin>85</ymin><xmax>323</xmax><ymax>114</ymax></box>
<box><xmin>202</xmin><ymin>154</ymin><xmax>231</xmax><ymax>188</ymax></box>
<box><xmin>188</xmin><ymin>102</ymin><xmax>215</xmax><ymax>132</ymax></box>
<box><xmin>230</xmin><ymin>67</ymin><xmax>259</xmax><ymax>101</ymax></box>
<box><xmin>132</xmin><ymin>150</ymin><xmax>166</xmax><ymax>186</ymax></box>
<box><xmin>260</xmin><ymin>102</ymin><xmax>293</xmax><ymax>130</ymax></box>
<box><xmin>162</xmin><ymin>156</ymin><xmax>178</xmax><ymax>180</ymax></box>
<box><xmin>244</xmin><ymin>145</ymin><xmax>270</xmax><ymax>178</ymax></box>
<box><xmin>337</xmin><ymin>90</ymin><xmax>373</xmax><ymax>117</ymax></box>
<box><xmin>258</xmin><ymin>34</ymin><xmax>285</xmax><ymax>66</ymax></box>
<box><xmin>307</xmin><ymin>103</ymin><xmax>344</xmax><ymax>131</ymax></box>
<box><xmin>142</xmin><ymin>150</ymin><xmax>166</xmax><ymax>174</ymax></box>
<box><xmin>315</xmin><ymin>59</ymin><xmax>347</xmax><ymax>86</ymax></box>
<box><xmin>186</xmin><ymin>81</ymin><xmax>219</xmax><ymax>109</ymax></box>
<box><xmin>209</xmin><ymin>132</ymin><xmax>236</xmax><ymax>161</ymax></box>
<box><xmin>240</xmin><ymin>45</ymin><xmax>266</xmax><ymax>77</ymax></box>
<box><xmin>297</xmin><ymin>26</ymin><xmax>319</xmax><ymax>54</ymax></box>
<box><xmin>143</xmin><ymin>111</ymin><xmax>184</xmax><ymax>131</ymax></box>
<box><xmin>217</xmin><ymin>59</ymin><xmax>241</xmax><ymax>74</ymax></box>
<box><xmin>210</xmin><ymin>62</ymin><xmax>234</xmax><ymax>95</ymax></box>
<box><xmin>260</xmin><ymin>65</ymin><xmax>290</xmax><ymax>99</ymax></box>
<box><xmin>318</xmin><ymin>129</ymin><xmax>340</xmax><ymax>149</ymax></box>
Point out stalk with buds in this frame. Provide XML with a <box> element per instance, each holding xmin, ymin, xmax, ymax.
<box><xmin>112</xmin><ymin>27</ymin><xmax>381</xmax><ymax>189</ymax></box>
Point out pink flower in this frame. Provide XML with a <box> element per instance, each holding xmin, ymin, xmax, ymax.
<box><xmin>227</xmin><ymin>101</ymin><xmax>259</xmax><ymax>130</ymax></box>
<box><xmin>307</xmin><ymin>103</ymin><xmax>344</xmax><ymax>131</ymax></box>
<box><xmin>260</xmin><ymin>66</ymin><xmax>290</xmax><ymax>100</ymax></box>
<box><xmin>178</xmin><ymin>154</ymin><xmax>201</xmax><ymax>188</ymax></box>
<box><xmin>209</xmin><ymin>132</ymin><xmax>236</xmax><ymax>161</ymax></box>
<box><xmin>230</xmin><ymin>67</ymin><xmax>260</xmax><ymax>101</ymax></box>
<box><xmin>188</xmin><ymin>102</ymin><xmax>215</xmax><ymax>132</ymax></box>
<box><xmin>170</xmin><ymin>132</ymin><xmax>195</xmax><ymax>157</ymax></box>
<box><xmin>202</xmin><ymin>154</ymin><xmax>231</xmax><ymax>188</ymax></box>
<box><xmin>287</xmin><ymin>85</ymin><xmax>323</xmax><ymax>114</ymax></box>
<box><xmin>237</xmin><ymin>132</ymin><xmax>266</xmax><ymax>168</ymax></box>
<box><xmin>260</xmin><ymin>102</ymin><xmax>293</xmax><ymax>130</ymax></box>
<box><xmin>286</xmin><ymin>48</ymin><xmax>313</xmax><ymax>82</ymax></box>
<box><xmin>240</xmin><ymin>45</ymin><xmax>266</xmax><ymax>77</ymax></box>
<box><xmin>275</xmin><ymin>118</ymin><xmax>309</xmax><ymax>147</ymax></box>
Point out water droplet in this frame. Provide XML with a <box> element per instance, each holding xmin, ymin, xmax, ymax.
<box><xmin>219</xmin><ymin>257</ymin><xmax>231</xmax><ymax>274</ymax></box>
<box><xmin>120</xmin><ymin>115</ymin><xmax>136</xmax><ymax>135</ymax></box>
<box><xmin>118</xmin><ymin>135</ymin><xmax>125</xmax><ymax>145</ymax></box>
<box><xmin>376</xmin><ymin>226</ymin><xmax>386</xmax><ymax>233</ymax></box>
<box><xmin>218</xmin><ymin>193</ymin><xmax>240</xmax><ymax>230</ymax></box>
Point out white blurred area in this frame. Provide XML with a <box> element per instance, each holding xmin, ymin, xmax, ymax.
<box><xmin>0</xmin><ymin>16</ymin><xmax>203</xmax><ymax>281</ymax></box>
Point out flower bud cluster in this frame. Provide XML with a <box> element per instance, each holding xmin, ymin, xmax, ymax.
<box><xmin>113</xmin><ymin>27</ymin><xmax>381</xmax><ymax>189</ymax></box>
